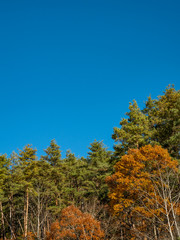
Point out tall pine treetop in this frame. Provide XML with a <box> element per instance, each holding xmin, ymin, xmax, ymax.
<box><xmin>144</xmin><ymin>85</ymin><xmax>180</xmax><ymax>159</ymax></box>
<box><xmin>112</xmin><ymin>100</ymin><xmax>153</xmax><ymax>160</ymax></box>
<box><xmin>18</xmin><ymin>144</ymin><xmax>37</xmax><ymax>166</ymax></box>
<box><xmin>87</xmin><ymin>140</ymin><xmax>111</xmax><ymax>168</ymax></box>
<box><xmin>42</xmin><ymin>139</ymin><xmax>61</xmax><ymax>166</ymax></box>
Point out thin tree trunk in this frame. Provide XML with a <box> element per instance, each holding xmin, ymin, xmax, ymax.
<box><xmin>47</xmin><ymin>217</ymin><xmax>50</xmax><ymax>233</ymax></box>
<box><xmin>18</xmin><ymin>218</ymin><xmax>24</xmax><ymax>234</ymax></box>
<box><xmin>24</xmin><ymin>188</ymin><xmax>29</xmax><ymax>239</ymax></box>
<box><xmin>37</xmin><ymin>188</ymin><xmax>40</xmax><ymax>240</ymax></box>
<box><xmin>10</xmin><ymin>202</ymin><xmax>13</xmax><ymax>240</ymax></box>
<box><xmin>0</xmin><ymin>201</ymin><xmax>6</xmax><ymax>240</ymax></box>
<box><xmin>9</xmin><ymin>194</ymin><xmax>15</xmax><ymax>240</ymax></box>
<box><xmin>43</xmin><ymin>203</ymin><xmax>48</xmax><ymax>239</ymax></box>
<box><xmin>153</xmin><ymin>220</ymin><xmax>158</xmax><ymax>240</ymax></box>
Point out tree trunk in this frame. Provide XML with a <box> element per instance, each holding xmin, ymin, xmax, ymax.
<box><xmin>153</xmin><ymin>224</ymin><xmax>158</xmax><ymax>240</ymax></box>
<box><xmin>0</xmin><ymin>201</ymin><xmax>6</xmax><ymax>240</ymax></box>
<box><xmin>24</xmin><ymin>188</ymin><xmax>29</xmax><ymax>239</ymax></box>
<box><xmin>10</xmin><ymin>194</ymin><xmax>15</xmax><ymax>240</ymax></box>
<box><xmin>10</xmin><ymin>201</ymin><xmax>12</xmax><ymax>240</ymax></box>
<box><xmin>37</xmin><ymin>188</ymin><xmax>40</xmax><ymax>240</ymax></box>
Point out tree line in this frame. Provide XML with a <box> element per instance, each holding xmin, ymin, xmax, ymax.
<box><xmin>0</xmin><ymin>85</ymin><xmax>180</xmax><ymax>240</ymax></box>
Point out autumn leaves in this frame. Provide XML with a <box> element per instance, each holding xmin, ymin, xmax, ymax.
<box><xmin>0</xmin><ymin>86</ymin><xmax>179</xmax><ymax>239</ymax></box>
<box><xmin>46</xmin><ymin>205</ymin><xmax>104</xmax><ymax>240</ymax></box>
<box><xmin>106</xmin><ymin>145</ymin><xmax>180</xmax><ymax>239</ymax></box>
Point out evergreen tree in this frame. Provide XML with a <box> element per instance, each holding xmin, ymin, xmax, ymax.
<box><xmin>112</xmin><ymin>100</ymin><xmax>153</xmax><ymax>164</ymax></box>
<box><xmin>29</xmin><ymin>159</ymin><xmax>57</xmax><ymax>239</ymax></box>
<box><xmin>42</xmin><ymin>139</ymin><xmax>61</xmax><ymax>166</ymax></box>
<box><xmin>86</xmin><ymin>140</ymin><xmax>111</xmax><ymax>202</ymax></box>
<box><xmin>0</xmin><ymin>154</ymin><xmax>10</xmax><ymax>240</ymax></box>
<box><xmin>144</xmin><ymin>85</ymin><xmax>180</xmax><ymax>159</ymax></box>
<box><xmin>41</xmin><ymin>140</ymin><xmax>65</xmax><ymax>216</ymax></box>
<box><xmin>17</xmin><ymin>145</ymin><xmax>37</xmax><ymax>239</ymax></box>
<box><xmin>62</xmin><ymin>151</ymin><xmax>86</xmax><ymax>205</ymax></box>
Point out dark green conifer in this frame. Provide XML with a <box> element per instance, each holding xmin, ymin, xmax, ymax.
<box><xmin>42</xmin><ymin>139</ymin><xmax>61</xmax><ymax>166</ymax></box>
<box><xmin>41</xmin><ymin>140</ymin><xmax>65</xmax><ymax>215</ymax></box>
<box><xmin>0</xmin><ymin>154</ymin><xmax>10</xmax><ymax>240</ymax></box>
<box><xmin>112</xmin><ymin>100</ymin><xmax>153</xmax><ymax>164</ymax></box>
<box><xmin>17</xmin><ymin>145</ymin><xmax>37</xmax><ymax>239</ymax></box>
<box><xmin>86</xmin><ymin>140</ymin><xmax>111</xmax><ymax>202</ymax></box>
<box><xmin>144</xmin><ymin>85</ymin><xmax>180</xmax><ymax>159</ymax></box>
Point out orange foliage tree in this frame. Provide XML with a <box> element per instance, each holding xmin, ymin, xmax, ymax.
<box><xmin>46</xmin><ymin>205</ymin><xmax>104</xmax><ymax>240</ymax></box>
<box><xmin>106</xmin><ymin>145</ymin><xmax>180</xmax><ymax>240</ymax></box>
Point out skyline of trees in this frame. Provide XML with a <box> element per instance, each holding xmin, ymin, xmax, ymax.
<box><xmin>0</xmin><ymin>85</ymin><xmax>179</xmax><ymax>240</ymax></box>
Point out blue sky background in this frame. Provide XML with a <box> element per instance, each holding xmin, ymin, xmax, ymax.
<box><xmin>0</xmin><ymin>0</ymin><xmax>179</xmax><ymax>158</ymax></box>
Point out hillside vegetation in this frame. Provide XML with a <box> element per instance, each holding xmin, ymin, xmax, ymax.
<box><xmin>0</xmin><ymin>86</ymin><xmax>180</xmax><ymax>240</ymax></box>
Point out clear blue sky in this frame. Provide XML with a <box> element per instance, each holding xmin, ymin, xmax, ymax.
<box><xmin>0</xmin><ymin>0</ymin><xmax>179</xmax><ymax>158</ymax></box>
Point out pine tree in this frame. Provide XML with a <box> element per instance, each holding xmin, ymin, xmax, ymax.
<box><xmin>62</xmin><ymin>151</ymin><xmax>85</xmax><ymax>205</ymax></box>
<box><xmin>29</xmin><ymin>159</ymin><xmax>57</xmax><ymax>239</ymax></box>
<box><xmin>42</xmin><ymin>139</ymin><xmax>61</xmax><ymax>166</ymax></box>
<box><xmin>86</xmin><ymin>140</ymin><xmax>111</xmax><ymax>203</ymax></box>
<box><xmin>112</xmin><ymin>100</ymin><xmax>153</xmax><ymax>164</ymax></box>
<box><xmin>17</xmin><ymin>145</ymin><xmax>37</xmax><ymax>239</ymax></box>
<box><xmin>41</xmin><ymin>140</ymin><xmax>65</xmax><ymax>216</ymax></box>
<box><xmin>144</xmin><ymin>85</ymin><xmax>180</xmax><ymax>159</ymax></box>
<box><xmin>0</xmin><ymin>154</ymin><xmax>10</xmax><ymax>240</ymax></box>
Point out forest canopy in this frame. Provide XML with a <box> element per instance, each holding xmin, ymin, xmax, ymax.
<box><xmin>0</xmin><ymin>85</ymin><xmax>180</xmax><ymax>240</ymax></box>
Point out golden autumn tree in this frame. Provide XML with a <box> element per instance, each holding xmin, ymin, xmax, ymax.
<box><xmin>106</xmin><ymin>145</ymin><xmax>180</xmax><ymax>240</ymax></box>
<box><xmin>46</xmin><ymin>205</ymin><xmax>104</xmax><ymax>240</ymax></box>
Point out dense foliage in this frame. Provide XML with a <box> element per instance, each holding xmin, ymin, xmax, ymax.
<box><xmin>46</xmin><ymin>205</ymin><xmax>104</xmax><ymax>240</ymax></box>
<box><xmin>107</xmin><ymin>145</ymin><xmax>180</xmax><ymax>239</ymax></box>
<box><xmin>0</xmin><ymin>85</ymin><xmax>179</xmax><ymax>240</ymax></box>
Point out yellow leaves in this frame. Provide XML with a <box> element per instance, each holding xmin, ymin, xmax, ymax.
<box><xmin>20</xmin><ymin>232</ymin><xmax>37</xmax><ymax>240</ymax></box>
<box><xmin>175</xmin><ymin>204</ymin><xmax>180</xmax><ymax>216</ymax></box>
<box><xmin>109</xmin><ymin>192</ymin><xmax>117</xmax><ymax>200</ymax></box>
<box><xmin>106</xmin><ymin>144</ymin><xmax>179</xmax><ymax>237</ymax></box>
